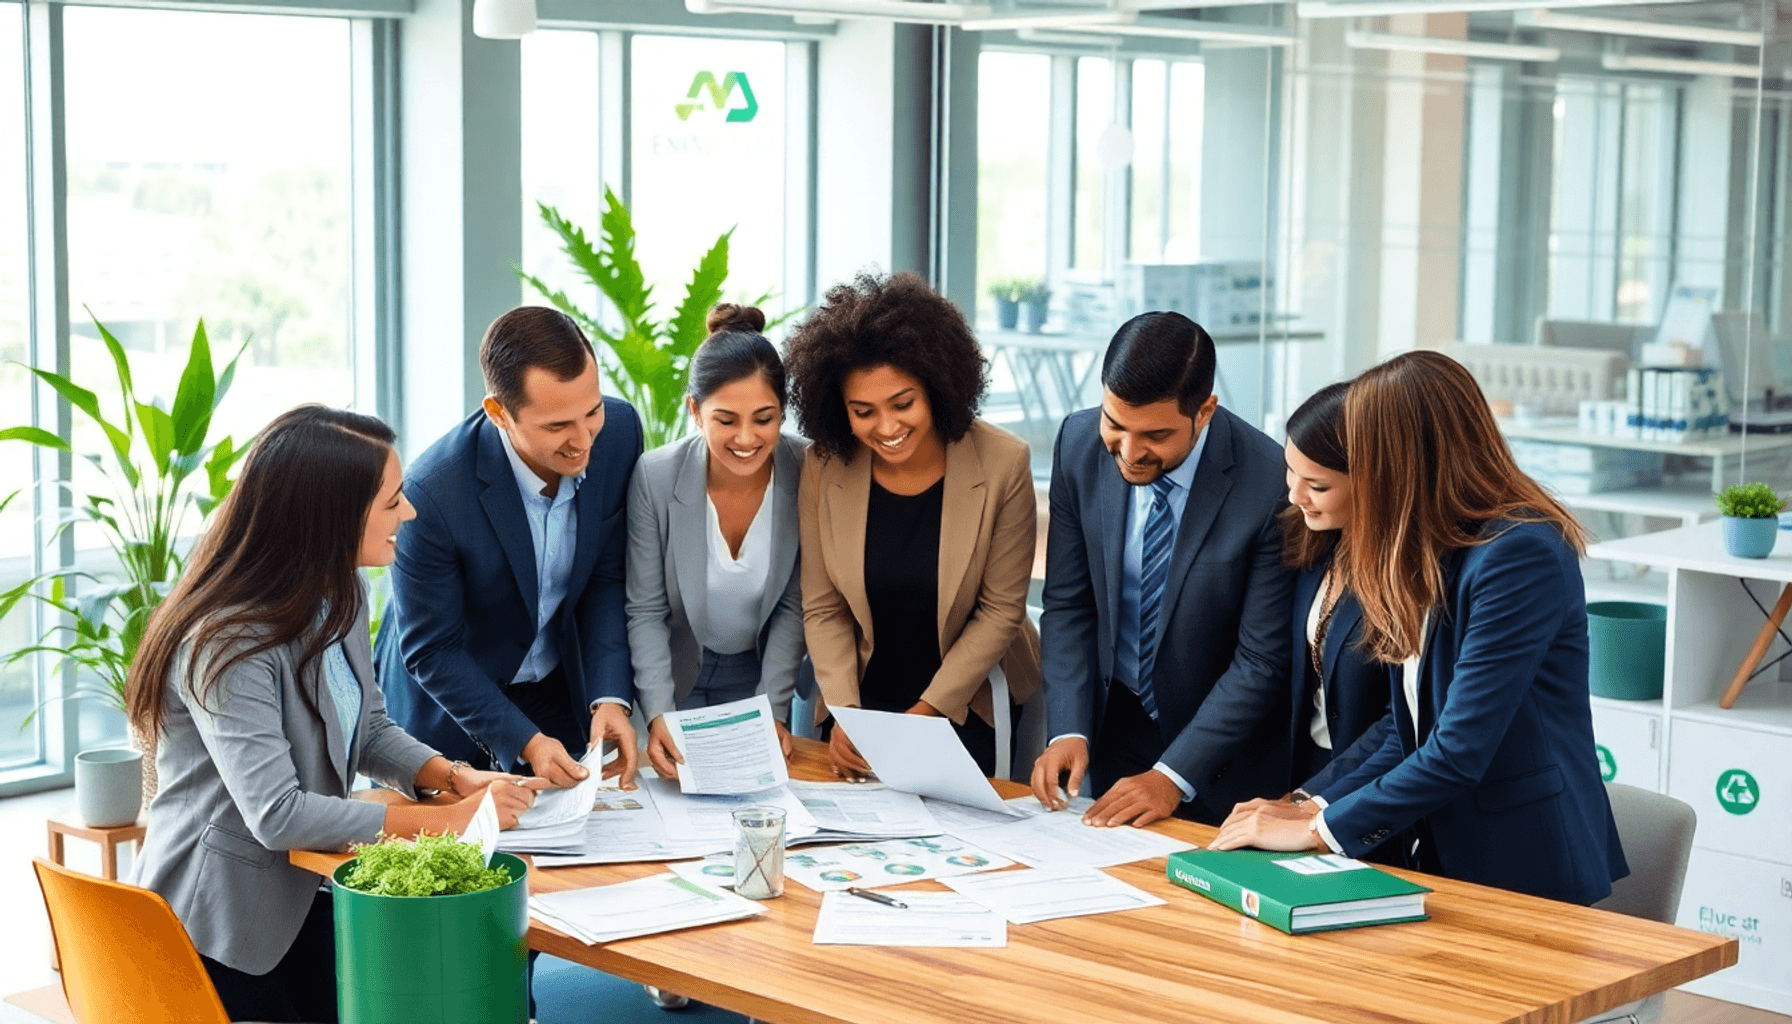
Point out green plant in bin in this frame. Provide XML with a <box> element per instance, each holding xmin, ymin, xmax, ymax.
<box><xmin>1017</xmin><ymin>279</ymin><xmax>1052</xmax><ymax>306</ymax></box>
<box><xmin>340</xmin><ymin>833</ymin><xmax>512</xmax><ymax>897</ymax></box>
<box><xmin>987</xmin><ymin>278</ymin><xmax>1024</xmax><ymax>303</ymax></box>
<box><xmin>518</xmin><ymin>189</ymin><xmax>797</xmax><ymax>452</ymax></box>
<box><xmin>1715</xmin><ymin>482</ymin><xmax>1787</xmax><ymax>520</ymax></box>
<box><xmin>1</xmin><ymin>315</ymin><xmax>249</xmax><ymax>722</ymax></box>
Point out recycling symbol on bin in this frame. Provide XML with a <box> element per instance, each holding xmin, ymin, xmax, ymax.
<box><xmin>1595</xmin><ymin>745</ymin><xmax>1617</xmax><ymax>782</ymax></box>
<box><xmin>1716</xmin><ymin>769</ymin><xmax>1760</xmax><ymax>816</ymax></box>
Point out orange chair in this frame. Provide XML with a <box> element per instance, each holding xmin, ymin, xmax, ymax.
<box><xmin>32</xmin><ymin>857</ymin><xmax>233</xmax><ymax>1024</ymax></box>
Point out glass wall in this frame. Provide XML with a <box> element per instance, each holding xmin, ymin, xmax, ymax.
<box><xmin>975</xmin><ymin>50</ymin><xmax>1049</xmax><ymax>320</ymax></box>
<box><xmin>520</xmin><ymin>28</ymin><xmax>603</xmax><ymax>317</ymax></box>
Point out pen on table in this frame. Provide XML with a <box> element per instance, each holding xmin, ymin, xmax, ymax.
<box><xmin>846</xmin><ymin>887</ymin><xmax>908</xmax><ymax>909</ymax></box>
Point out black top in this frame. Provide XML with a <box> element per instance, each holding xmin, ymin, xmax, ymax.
<box><xmin>859</xmin><ymin>476</ymin><xmax>944</xmax><ymax>711</ymax></box>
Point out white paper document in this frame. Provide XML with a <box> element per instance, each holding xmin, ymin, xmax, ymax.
<box><xmin>923</xmin><ymin>793</ymin><xmax>1094</xmax><ymax>836</ymax></box>
<box><xmin>514</xmin><ymin>746</ymin><xmax>609</xmax><ymax>831</ymax></box>
<box><xmin>529</xmin><ymin>873</ymin><xmax>766</xmax><ymax>945</ymax></box>
<box><xmin>460</xmin><ymin>788</ymin><xmax>501</xmax><ymax>866</ymax></box>
<box><xmin>967</xmin><ymin>810</ymin><xmax>1194</xmax><ymax>869</ymax></box>
<box><xmin>528</xmin><ymin>786</ymin><xmax>717</xmax><ymax>866</ymax></box>
<box><xmin>664</xmin><ymin>694</ymin><xmax>789</xmax><ymax>795</ymax></box>
<box><xmin>943</xmin><ymin>866</ymin><xmax>1166</xmax><ymax>924</ymax></box>
<box><xmin>649</xmin><ymin>778</ymin><xmax>819</xmax><ymax>847</ymax></box>
<box><xmin>811</xmin><ymin>891</ymin><xmax>1006</xmax><ymax>948</ymax></box>
<box><xmin>829</xmin><ymin>707</ymin><xmax>1022</xmax><ymax>815</ymax></box>
<box><xmin>788</xmin><ymin>781</ymin><xmax>941</xmax><ymax>839</ymax></box>
<box><xmin>782</xmin><ymin>835</ymin><xmax>1012</xmax><ymax>891</ymax></box>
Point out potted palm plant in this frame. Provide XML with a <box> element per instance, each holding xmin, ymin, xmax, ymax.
<box><xmin>519</xmin><ymin>189</ymin><xmax>794</xmax><ymax>452</ymax></box>
<box><xmin>1715</xmin><ymin>482</ymin><xmax>1787</xmax><ymax>559</ymax></box>
<box><xmin>2</xmin><ymin>316</ymin><xmax>247</xmax><ymax>824</ymax></box>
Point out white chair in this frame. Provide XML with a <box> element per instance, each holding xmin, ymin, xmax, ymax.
<box><xmin>1575</xmin><ymin>784</ymin><xmax>1697</xmax><ymax>1024</ymax></box>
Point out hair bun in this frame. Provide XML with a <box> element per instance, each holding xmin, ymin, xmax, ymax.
<box><xmin>706</xmin><ymin>303</ymin><xmax>767</xmax><ymax>336</ymax></box>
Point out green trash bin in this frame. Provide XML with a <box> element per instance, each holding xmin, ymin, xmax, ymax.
<box><xmin>1586</xmin><ymin>601</ymin><xmax>1667</xmax><ymax>701</ymax></box>
<box><xmin>332</xmin><ymin>852</ymin><xmax>530</xmax><ymax>1024</ymax></box>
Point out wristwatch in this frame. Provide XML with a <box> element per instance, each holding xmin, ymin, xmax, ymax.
<box><xmin>1290</xmin><ymin>789</ymin><xmax>1313</xmax><ymax>805</ymax></box>
<box><xmin>445</xmin><ymin>759</ymin><xmax>473</xmax><ymax>796</ymax></box>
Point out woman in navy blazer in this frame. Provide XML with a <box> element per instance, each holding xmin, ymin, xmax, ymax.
<box><xmin>1217</xmin><ymin>352</ymin><xmax>1627</xmax><ymax>906</ymax></box>
<box><xmin>626</xmin><ymin>304</ymin><xmax>806</xmax><ymax>781</ymax></box>
<box><xmin>1278</xmin><ymin>382</ymin><xmax>1394</xmax><ymax>809</ymax></box>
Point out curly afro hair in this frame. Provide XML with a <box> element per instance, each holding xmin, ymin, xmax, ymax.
<box><xmin>784</xmin><ymin>271</ymin><xmax>988</xmax><ymax>462</ymax></box>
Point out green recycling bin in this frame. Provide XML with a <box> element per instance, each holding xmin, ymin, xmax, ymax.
<box><xmin>1586</xmin><ymin>601</ymin><xmax>1666</xmax><ymax>701</ymax></box>
<box><xmin>332</xmin><ymin>852</ymin><xmax>529</xmax><ymax>1024</ymax></box>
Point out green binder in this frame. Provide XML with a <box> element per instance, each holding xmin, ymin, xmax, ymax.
<box><xmin>1166</xmin><ymin>849</ymin><xmax>1431</xmax><ymax>934</ymax></box>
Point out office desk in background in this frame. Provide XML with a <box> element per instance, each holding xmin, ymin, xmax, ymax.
<box><xmin>294</xmin><ymin>739</ymin><xmax>1735</xmax><ymax>1024</ymax></box>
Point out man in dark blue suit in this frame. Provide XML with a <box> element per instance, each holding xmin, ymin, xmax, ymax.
<box><xmin>1030</xmin><ymin>311</ymin><xmax>1294</xmax><ymax>828</ymax></box>
<box><xmin>377</xmin><ymin>306</ymin><xmax>642</xmax><ymax>789</ymax></box>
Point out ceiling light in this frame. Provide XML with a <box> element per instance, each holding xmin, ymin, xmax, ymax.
<box><xmin>1602</xmin><ymin>52</ymin><xmax>1760</xmax><ymax>77</ymax></box>
<box><xmin>688</xmin><ymin>0</ymin><xmax>990</xmax><ymax>23</ymax></box>
<box><xmin>962</xmin><ymin>8</ymin><xmax>1136</xmax><ymax>31</ymax></box>
<box><xmin>1081</xmin><ymin>15</ymin><xmax>1296</xmax><ymax>46</ymax></box>
<box><xmin>1300</xmin><ymin>0</ymin><xmax>1697</xmax><ymax>18</ymax></box>
<box><xmin>473</xmin><ymin>0</ymin><xmax>536</xmax><ymax>38</ymax></box>
<box><xmin>1346</xmin><ymin>29</ymin><xmax>1559</xmax><ymax>61</ymax></box>
<box><xmin>1518</xmin><ymin>10</ymin><xmax>1761</xmax><ymax>48</ymax></box>
<box><xmin>1014</xmin><ymin>26</ymin><xmax>1127</xmax><ymax>45</ymax></box>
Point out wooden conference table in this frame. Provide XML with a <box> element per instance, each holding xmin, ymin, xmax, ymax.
<box><xmin>294</xmin><ymin>739</ymin><xmax>1736</xmax><ymax>1024</ymax></box>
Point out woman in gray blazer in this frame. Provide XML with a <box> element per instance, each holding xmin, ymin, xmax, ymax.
<box><xmin>128</xmin><ymin>406</ymin><xmax>542</xmax><ymax>1023</ymax></box>
<box><xmin>627</xmin><ymin>304</ymin><xmax>808</xmax><ymax>781</ymax></box>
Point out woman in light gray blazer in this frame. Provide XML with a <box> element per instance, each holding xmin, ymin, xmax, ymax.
<box><xmin>627</xmin><ymin>304</ymin><xmax>808</xmax><ymax>781</ymax></box>
<box><xmin>128</xmin><ymin>406</ymin><xmax>542</xmax><ymax>1023</ymax></box>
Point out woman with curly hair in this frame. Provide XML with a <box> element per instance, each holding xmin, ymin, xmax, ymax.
<box><xmin>786</xmin><ymin>271</ymin><xmax>1042</xmax><ymax>779</ymax></box>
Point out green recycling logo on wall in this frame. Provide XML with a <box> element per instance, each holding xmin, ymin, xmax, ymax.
<box><xmin>1595</xmin><ymin>745</ymin><xmax>1617</xmax><ymax>782</ymax></box>
<box><xmin>675</xmin><ymin>72</ymin><xmax>758</xmax><ymax>123</ymax></box>
<box><xmin>1716</xmin><ymin>769</ymin><xmax>1759</xmax><ymax>816</ymax></box>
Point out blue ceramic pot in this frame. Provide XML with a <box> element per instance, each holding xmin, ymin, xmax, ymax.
<box><xmin>1723</xmin><ymin>515</ymin><xmax>1779</xmax><ymax>559</ymax></box>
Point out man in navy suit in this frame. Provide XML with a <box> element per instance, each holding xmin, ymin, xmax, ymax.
<box><xmin>1030</xmin><ymin>311</ymin><xmax>1294</xmax><ymax>828</ymax></box>
<box><xmin>377</xmin><ymin>306</ymin><xmax>642</xmax><ymax>789</ymax></box>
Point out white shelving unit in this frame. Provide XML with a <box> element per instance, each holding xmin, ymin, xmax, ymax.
<box><xmin>1585</xmin><ymin>522</ymin><xmax>1792</xmax><ymax>1016</ymax></box>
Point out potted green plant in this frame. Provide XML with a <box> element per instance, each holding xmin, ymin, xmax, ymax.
<box><xmin>988</xmin><ymin>279</ymin><xmax>1023</xmax><ymax>331</ymax></box>
<box><xmin>2</xmin><ymin>315</ymin><xmax>247</xmax><ymax>822</ymax></box>
<box><xmin>519</xmin><ymin>189</ymin><xmax>795</xmax><ymax>452</ymax></box>
<box><xmin>333</xmin><ymin>833</ymin><xmax>530</xmax><ymax>1024</ymax></box>
<box><xmin>1018</xmin><ymin>279</ymin><xmax>1052</xmax><ymax>334</ymax></box>
<box><xmin>1715</xmin><ymin>482</ymin><xmax>1786</xmax><ymax>559</ymax></box>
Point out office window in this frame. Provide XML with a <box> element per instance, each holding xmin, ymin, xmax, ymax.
<box><xmin>57</xmin><ymin>8</ymin><xmax>354</xmax><ymax>748</ymax></box>
<box><xmin>1073</xmin><ymin>56</ymin><xmax>1113</xmax><ymax>273</ymax></box>
<box><xmin>1165</xmin><ymin>62</ymin><xmax>1204</xmax><ymax>264</ymax></box>
<box><xmin>1127</xmin><ymin>58</ymin><xmax>1205</xmax><ymax>265</ymax></box>
<box><xmin>63</xmin><ymin>7</ymin><xmax>355</xmax><ymax>448</ymax></box>
<box><xmin>630</xmin><ymin>34</ymin><xmax>792</xmax><ymax>315</ymax></box>
<box><xmin>0</xmin><ymin>2</ymin><xmax>34</xmax><ymax>769</ymax></box>
<box><xmin>520</xmin><ymin>29</ymin><xmax>604</xmax><ymax>316</ymax></box>
<box><xmin>976</xmin><ymin>50</ymin><xmax>1049</xmax><ymax>320</ymax></box>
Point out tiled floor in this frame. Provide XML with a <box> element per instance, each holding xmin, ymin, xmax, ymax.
<box><xmin>2</xmin><ymin>785</ymin><xmax>1788</xmax><ymax>1024</ymax></box>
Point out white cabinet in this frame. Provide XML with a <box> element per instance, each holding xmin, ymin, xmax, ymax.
<box><xmin>1675</xmin><ymin>847</ymin><xmax>1792</xmax><ymax>1017</ymax></box>
<box><xmin>1583</xmin><ymin>521</ymin><xmax>1792</xmax><ymax>1016</ymax></box>
<box><xmin>1589</xmin><ymin>702</ymin><xmax>1661</xmax><ymax>789</ymax></box>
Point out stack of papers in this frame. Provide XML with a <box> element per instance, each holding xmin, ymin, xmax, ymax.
<box><xmin>789</xmin><ymin>781</ymin><xmax>941</xmax><ymax>840</ymax></box>
<box><xmin>811</xmin><ymin>891</ymin><xmax>1006</xmax><ymax>947</ymax></box>
<box><xmin>530</xmin><ymin>874</ymin><xmax>767</xmax><ymax>944</ymax></box>
<box><xmin>967</xmin><ymin>808</ymin><xmax>1194</xmax><ymax>869</ymax></box>
<box><xmin>531</xmin><ymin>786</ymin><xmax>718</xmax><ymax>866</ymax></box>
<box><xmin>943</xmin><ymin>866</ymin><xmax>1166</xmax><ymax>924</ymax></box>
<box><xmin>498</xmin><ymin>747</ymin><xmax>614</xmax><ymax>855</ymax></box>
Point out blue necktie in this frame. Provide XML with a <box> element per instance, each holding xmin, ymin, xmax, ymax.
<box><xmin>1135</xmin><ymin>477</ymin><xmax>1176</xmax><ymax>721</ymax></box>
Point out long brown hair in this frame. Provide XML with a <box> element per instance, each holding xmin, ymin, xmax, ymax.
<box><xmin>1341</xmin><ymin>351</ymin><xmax>1587</xmax><ymax>663</ymax></box>
<box><xmin>127</xmin><ymin>406</ymin><xmax>398</xmax><ymax>740</ymax></box>
<box><xmin>1280</xmin><ymin>380</ymin><xmax>1351</xmax><ymax>571</ymax></box>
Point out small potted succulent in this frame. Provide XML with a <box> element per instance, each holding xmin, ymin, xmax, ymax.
<box><xmin>1018</xmin><ymin>279</ymin><xmax>1052</xmax><ymax>334</ymax></box>
<box><xmin>333</xmin><ymin>833</ymin><xmax>530</xmax><ymax>1023</ymax></box>
<box><xmin>988</xmin><ymin>279</ymin><xmax>1023</xmax><ymax>331</ymax></box>
<box><xmin>1715</xmin><ymin>482</ymin><xmax>1787</xmax><ymax>559</ymax></box>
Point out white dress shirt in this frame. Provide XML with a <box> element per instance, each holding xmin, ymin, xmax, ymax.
<box><xmin>702</xmin><ymin>470</ymin><xmax>775</xmax><ymax>655</ymax></box>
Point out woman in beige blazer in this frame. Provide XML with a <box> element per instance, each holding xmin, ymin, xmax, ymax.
<box><xmin>785</xmin><ymin>271</ymin><xmax>1042</xmax><ymax>778</ymax></box>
